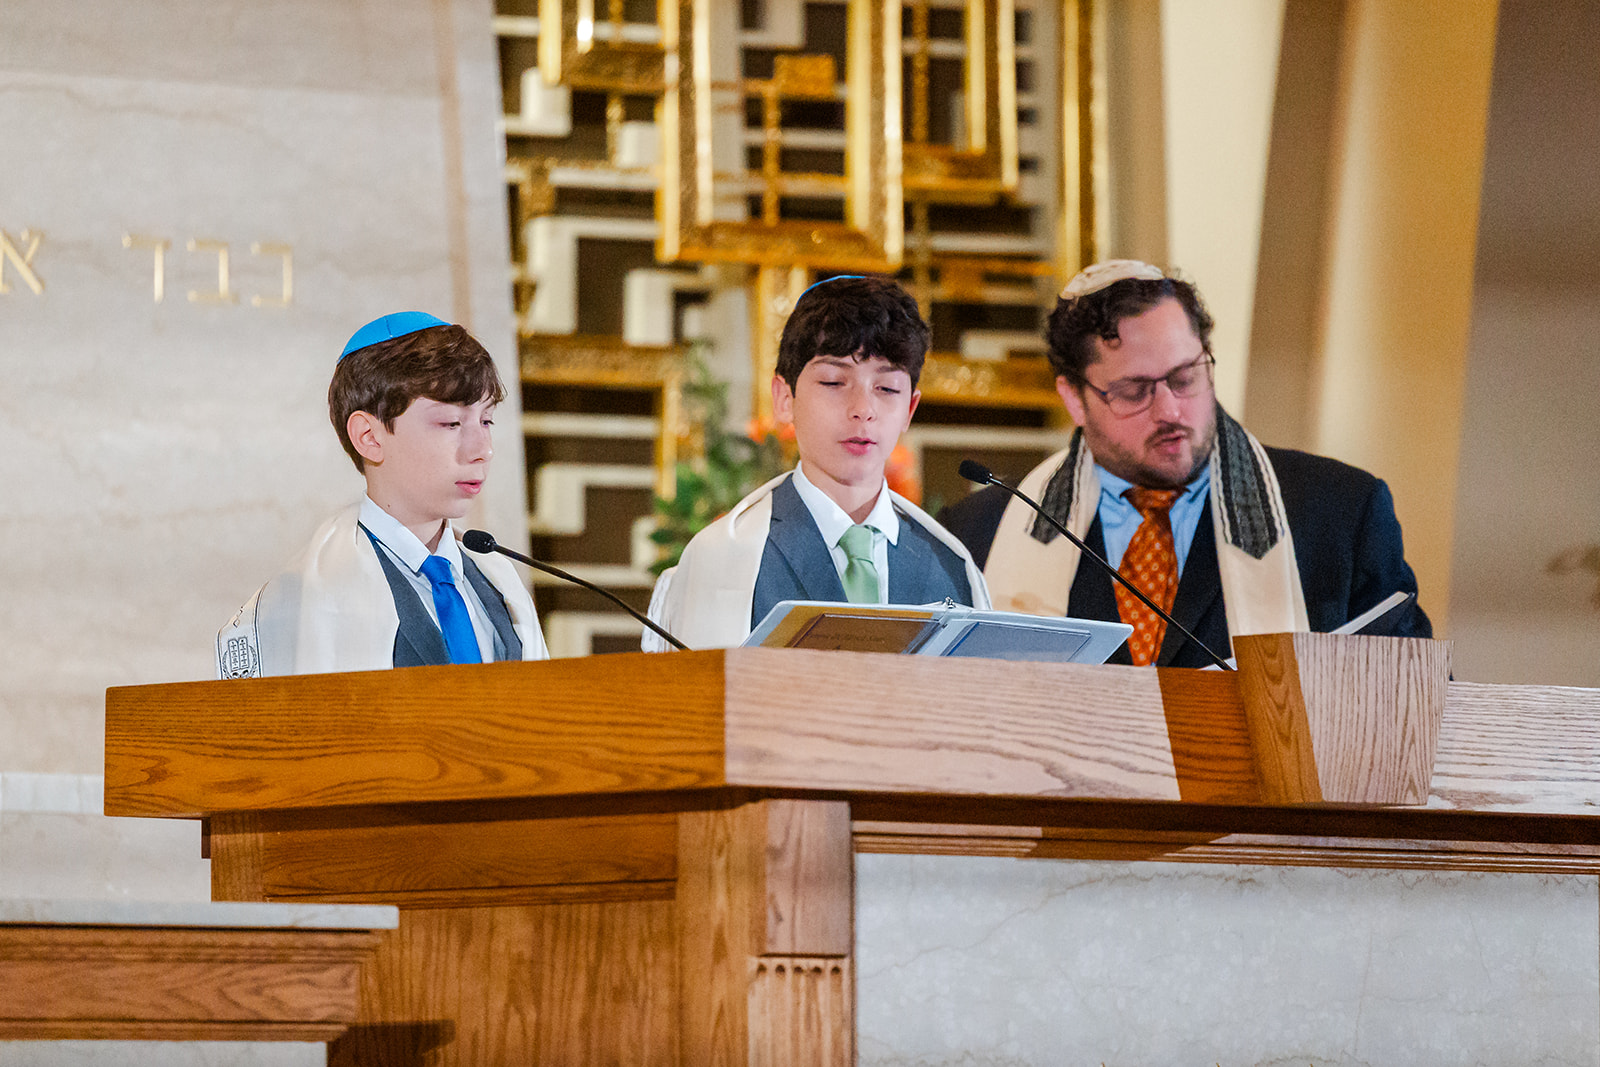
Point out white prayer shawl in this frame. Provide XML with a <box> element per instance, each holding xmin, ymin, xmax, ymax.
<box><xmin>646</xmin><ymin>472</ymin><xmax>991</xmax><ymax>651</ymax></box>
<box><xmin>215</xmin><ymin>504</ymin><xmax>547</xmax><ymax>678</ymax></box>
<box><xmin>984</xmin><ymin>415</ymin><xmax>1308</xmax><ymax>653</ymax></box>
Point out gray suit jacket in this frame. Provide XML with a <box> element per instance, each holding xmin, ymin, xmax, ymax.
<box><xmin>750</xmin><ymin>475</ymin><xmax>975</xmax><ymax>628</ymax></box>
<box><xmin>365</xmin><ymin>533</ymin><xmax>523</xmax><ymax>667</ymax></box>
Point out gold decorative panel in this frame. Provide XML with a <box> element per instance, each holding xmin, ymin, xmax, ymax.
<box><xmin>659</xmin><ymin>0</ymin><xmax>904</xmax><ymax>270</ymax></box>
<box><xmin>538</xmin><ymin>0</ymin><xmax>665</xmax><ymax>91</ymax></box>
<box><xmin>495</xmin><ymin>0</ymin><xmax>1102</xmax><ymax>652</ymax></box>
<box><xmin>902</xmin><ymin>0</ymin><xmax>1018</xmax><ymax>196</ymax></box>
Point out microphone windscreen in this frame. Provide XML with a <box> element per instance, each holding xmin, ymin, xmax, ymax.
<box><xmin>957</xmin><ymin>459</ymin><xmax>993</xmax><ymax>485</ymax></box>
<box><xmin>461</xmin><ymin>529</ymin><xmax>498</xmax><ymax>554</ymax></box>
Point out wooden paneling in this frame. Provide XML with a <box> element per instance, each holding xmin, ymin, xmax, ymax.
<box><xmin>854</xmin><ymin>821</ymin><xmax>1600</xmax><ymax>874</ymax></box>
<box><xmin>0</xmin><ymin>924</ymin><xmax>380</xmax><ymax>1042</ymax></box>
<box><xmin>722</xmin><ymin>652</ymin><xmax>1181</xmax><ymax>798</ymax></box>
<box><xmin>748</xmin><ymin>957</ymin><xmax>853</xmax><ymax>1067</ymax></box>
<box><xmin>759</xmin><ymin>801</ymin><xmax>853</xmax><ymax>957</ymax></box>
<box><xmin>107</xmin><ymin>645</ymin><xmax>1600</xmax><ymax>822</ymax></box>
<box><xmin>211</xmin><ymin>810</ymin><xmax>677</xmax><ymax>906</ymax></box>
<box><xmin>677</xmin><ymin>800</ymin><xmax>855</xmax><ymax>1067</ymax></box>
<box><xmin>1155</xmin><ymin>667</ymin><xmax>1261</xmax><ymax>802</ymax></box>
<box><xmin>106</xmin><ymin>653</ymin><xmax>730</xmax><ymax>817</ymax></box>
<box><xmin>1234</xmin><ymin>633</ymin><xmax>1448</xmax><ymax>804</ymax></box>
<box><xmin>1433</xmin><ymin>681</ymin><xmax>1600</xmax><ymax>811</ymax></box>
<box><xmin>329</xmin><ymin>901</ymin><xmax>676</xmax><ymax>1067</ymax></box>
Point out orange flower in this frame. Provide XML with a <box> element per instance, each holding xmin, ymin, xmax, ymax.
<box><xmin>746</xmin><ymin>415</ymin><xmax>796</xmax><ymax>445</ymax></box>
<box><xmin>884</xmin><ymin>443</ymin><xmax>921</xmax><ymax>504</ymax></box>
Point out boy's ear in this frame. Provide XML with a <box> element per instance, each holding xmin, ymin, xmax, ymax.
<box><xmin>346</xmin><ymin>410</ymin><xmax>386</xmax><ymax>466</ymax></box>
<box><xmin>771</xmin><ymin>374</ymin><xmax>795</xmax><ymax>423</ymax></box>
<box><xmin>1056</xmin><ymin>375</ymin><xmax>1087</xmax><ymax>426</ymax></box>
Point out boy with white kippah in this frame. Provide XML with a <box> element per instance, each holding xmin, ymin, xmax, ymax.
<box><xmin>215</xmin><ymin>313</ymin><xmax>547</xmax><ymax>678</ymax></box>
<box><xmin>645</xmin><ymin>275</ymin><xmax>989</xmax><ymax>650</ymax></box>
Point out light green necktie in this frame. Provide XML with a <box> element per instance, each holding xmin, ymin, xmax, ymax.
<box><xmin>838</xmin><ymin>524</ymin><xmax>880</xmax><ymax>604</ymax></box>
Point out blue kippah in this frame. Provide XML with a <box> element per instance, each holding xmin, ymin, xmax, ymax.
<box><xmin>797</xmin><ymin>274</ymin><xmax>866</xmax><ymax>301</ymax></box>
<box><xmin>339</xmin><ymin>312</ymin><xmax>451</xmax><ymax>359</ymax></box>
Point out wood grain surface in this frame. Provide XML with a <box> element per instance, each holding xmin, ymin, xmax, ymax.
<box><xmin>722</xmin><ymin>650</ymin><xmax>1182</xmax><ymax>799</ymax></box>
<box><xmin>106</xmin><ymin>652</ymin><xmax>730</xmax><ymax>817</ymax></box>
<box><xmin>0</xmin><ymin>924</ymin><xmax>381</xmax><ymax>1042</ymax></box>
<box><xmin>1233</xmin><ymin>633</ymin><xmax>1324</xmax><ymax>802</ymax></box>
<box><xmin>1155</xmin><ymin>667</ymin><xmax>1261</xmax><ymax>802</ymax></box>
<box><xmin>220</xmin><ymin>811</ymin><xmax>677</xmax><ymax>905</ymax></box>
<box><xmin>1432</xmin><ymin>680</ymin><xmax>1600</xmax><ymax>813</ymax></box>
<box><xmin>107</xmin><ymin>647</ymin><xmax>1600</xmax><ymax>826</ymax></box>
<box><xmin>678</xmin><ymin>800</ymin><xmax>855</xmax><ymax>1066</ymax></box>
<box><xmin>1293</xmin><ymin>632</ymin><xmax>1447</xmax><ymax>804</ymax></box>
<box><xmin>328</xmin><ymin>900</ymin><xmax>676</xmax><ymax>1067</ymax></box>
<box><xmin>759</xmin><ymin>800</ymin><xmax>852</xmax><ymax>957</ymax></box>
<box><xmin>748</xmin><ymin>957</ymin><xmax>852</xmax><ymax>1067</ymax></box>
<box><xmin>854</xmin><ymin>821</ymin><xmax>1600</xmax><ymax>873</ymax></box>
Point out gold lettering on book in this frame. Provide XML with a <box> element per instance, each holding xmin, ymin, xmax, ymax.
<box><xmin>186</xmin><ymin>238</ymin><xmax>238</xmax><ymax>304</ymax></box>
<box><xmin>0</xmin><ymin>228</ymin><xmax>45</xmax><ymax>295</ymax></box>
<box><xmin>122</xmin><ymin>233</ymin><xmax>171</xmax><ymax>303</ymax></box>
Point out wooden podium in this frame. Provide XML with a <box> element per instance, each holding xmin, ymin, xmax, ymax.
<box><xmin>104</xmin><ymin>639</ymin><xmax>1600</xmax><ymax>1066</ymax></box>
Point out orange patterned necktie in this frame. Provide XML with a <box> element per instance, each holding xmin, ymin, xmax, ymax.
<box><xmin>1115</xmin><ymin>487</ymin><xmax>1182</xmax><ymax>665</ymax></box>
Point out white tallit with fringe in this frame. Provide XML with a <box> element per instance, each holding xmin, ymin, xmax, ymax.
<box><xmin>983</xmin><ymin>405</ymin><xmax>1308</xmax><ymax>651</ymax></box>
<box><xmin>214</xmin><ymin>503</ymin><xmax>548</xmax><ymax>678</ymax></box>
<box><xmin>645</xmin><ymin>472</ymin><xmax>990</xmax><ymax>651</ymax></box>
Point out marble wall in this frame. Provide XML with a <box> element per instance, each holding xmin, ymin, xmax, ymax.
<box><xmin>0</xmin><ymin>0</ymin><xmax>517</xmax><ymax>1060</ymax></box>
<box><xmin>858</xmin><ymin>853</ymin><xmax>1600</xmax><ymax>1066</ymax></box>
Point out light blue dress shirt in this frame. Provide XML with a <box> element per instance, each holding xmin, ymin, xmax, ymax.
<box><xmin>1093</xmin><ymin>464</ymin><xmax>1212</xmax><ymax>576</ymax></box>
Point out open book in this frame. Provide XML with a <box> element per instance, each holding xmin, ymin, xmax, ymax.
<box><xmin>743</xmin><ymin>600</ymin><xmax>1134</xmax><ymax>664</ymax></box>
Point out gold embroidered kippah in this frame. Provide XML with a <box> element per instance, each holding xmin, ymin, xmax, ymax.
<box><xmin>1059</xmin><ymin>259</ymin><xmax>1166</xmax><ymax>300</ymax></box>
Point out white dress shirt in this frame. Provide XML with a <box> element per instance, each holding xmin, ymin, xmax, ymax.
<box><xmin>357</xmin><ymin>496</ymin><xmax>498</xmax><ymax>660</ymax></box>
<box><xmin>790</xmin><ymin>463</ymin><xmax>900</xmax><ymax>604</ymax></box>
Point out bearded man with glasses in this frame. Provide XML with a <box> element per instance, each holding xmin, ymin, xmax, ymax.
<box><xmin>940</xmin><ymin>259</ymin><xmax>1430</xmax><ymax>668</ymax></box>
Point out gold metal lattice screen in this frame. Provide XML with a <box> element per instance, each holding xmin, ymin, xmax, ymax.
<box><xmin>496</xmin><ymin>0</ymin><xmax>1103</xmax><ymax>655</ymax></box>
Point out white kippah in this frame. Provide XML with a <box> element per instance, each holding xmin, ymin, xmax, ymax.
<box><xmin>1059</xmin><ymin>259</ymin><xmax>1165</xmax><ymax>300</ymax></box>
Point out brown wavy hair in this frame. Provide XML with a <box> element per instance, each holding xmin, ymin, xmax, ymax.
<box><xmin>328</xmin><ymin>324</ymin><xmax>506</xmax><ymax>472</ymax></box>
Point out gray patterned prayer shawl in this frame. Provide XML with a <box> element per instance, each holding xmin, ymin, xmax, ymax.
<box><xmin>1028</xmin><ymin>403</ymin><xmax>1281</xmax><ymax>560</ymax></box>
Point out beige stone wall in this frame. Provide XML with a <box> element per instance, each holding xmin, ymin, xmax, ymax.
<box><xmin>1449</xmin><ymin>0</ymin><xmax>1600</xmax><ymax>686</ymax></box>
<box><xmin>0</xmin><ymin>0</ymin><xmax>521</xmax><ymax>777</ymax></box>
<box><xmin>0</xmin><ymin>3</ymin><xmax>518</xmax><ymax>1058</ymax></box>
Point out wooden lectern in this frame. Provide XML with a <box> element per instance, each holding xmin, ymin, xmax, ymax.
<box><xmin>105</xmin><ymin>638</ymin><xmax>1600</xmax><ymax>1065</ymax></box>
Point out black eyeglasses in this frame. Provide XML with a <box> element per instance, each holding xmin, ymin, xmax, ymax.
<box><xmin>1081</xmin><ymin>352</ymin><xmax>1214</xmax><ymax>417</ymax></box>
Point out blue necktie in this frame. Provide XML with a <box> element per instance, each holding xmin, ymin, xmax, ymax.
<box><xmin>419</xmin><ymin>555</ymin><xmax>483</xmax><ymax>664</ymax></box>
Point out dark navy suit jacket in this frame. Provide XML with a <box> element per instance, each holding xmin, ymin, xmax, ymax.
<box><xmin>937</xmin><ymin>446</ymin><xmax>1431</xmax><ymax>667</ymax></box>
<box><xmin>751</xmin><ymin>476</ymin><xmax>976</xmax><ymax>628</ymax></box>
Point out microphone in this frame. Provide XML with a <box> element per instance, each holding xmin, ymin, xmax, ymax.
<box><xmin>462</xmin><ymin>530</ymin><xmax>692</xmax><ymax>652</ymax></box>
<box><xmin>958</xmin><ymin>460</ymin><xmax>1234</xmax><ymax>671</ymax></box>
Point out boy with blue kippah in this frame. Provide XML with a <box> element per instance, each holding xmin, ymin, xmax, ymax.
<box><xmin>216</xmin><ymin>313</ymin><xmax>547</xmax><ymax>677</ymax></box>
<box><xmin>645</xmin><ymin>276</ymin><xmax>988</xmax><ymax>649</ymax></box>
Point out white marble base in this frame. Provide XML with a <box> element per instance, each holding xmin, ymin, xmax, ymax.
<box><xmin>0</xmin><ymin>1043</ymin><xmax>323</xmax><ymax>1067</ymax></box>
<box><xmin>0</xmin><ymin>773</ymin><xmax>208</xmax><ymax>902</ymax></box>
<box><xmin>857</xmin><ymin>854</ymin><xmax>1599</xmax><ymax>1066</ymax></box>
<box><xmin>0</xmin><ymin>898</ymin><xmax>395</xmax><ymax>929</ymax></box>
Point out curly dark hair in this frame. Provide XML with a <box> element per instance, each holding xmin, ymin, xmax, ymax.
<box><xmin>775</xmin><ymin>275</ymin><xmax>930</xmax><ymax>390</ymax></box>
<box><xmin>1045</xmin><ymin>275</ymin><xmax>1214</xmax><ymax>385</ymax></box>
<box><xmin>328</xmin><ymin>324</ymin><xmax>506</xmax><ymax>472</ymax></box>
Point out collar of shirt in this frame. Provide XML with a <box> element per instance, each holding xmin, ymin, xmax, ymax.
<box><xmin>791</xmin><ymin>463</ymin><xmax>901</xmax><ymax>545</ymax></box>
<box><xmin>358</xmin><ymin>496</ymin><xmax>463</xmax><ymax>577</ymax></box>
<box><xmin>1093</xmin><ymin>462</ymin><xmax>1211</xmax><ymax>573</ymax></box>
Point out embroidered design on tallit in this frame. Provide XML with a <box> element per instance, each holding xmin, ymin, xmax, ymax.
<box><xmin>1213</xmin><ymin>404</ymin><xmax>1282</xmax><ymax>560</ymax></box>
<box><xmin>1029</xmin><ymin>428</ymin><xmax>1084</xmax><ymax>544</ymax></box>
<box><xmin>216</xmin><ymin>596</ymin><xmax>263</xmax><ymax>679</ymax></box>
